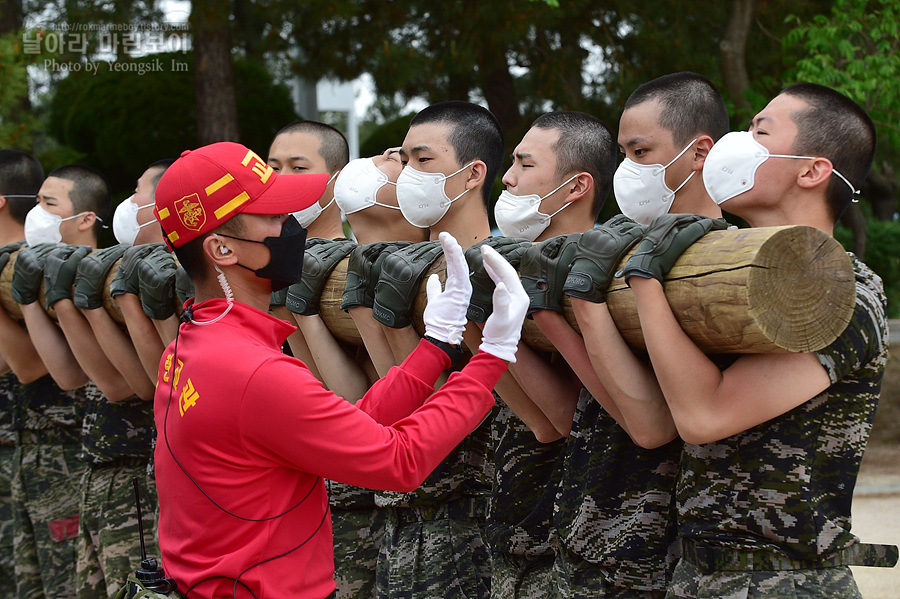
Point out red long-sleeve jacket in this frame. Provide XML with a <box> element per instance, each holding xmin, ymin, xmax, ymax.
<box><xmin>154</xmin><ymin>298</ymin><xmax>505</xmax><ymax>598</ymax></box>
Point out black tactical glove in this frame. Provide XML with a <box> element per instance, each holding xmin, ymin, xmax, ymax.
<box><xmin>464</xmin><ymin>236</ymin><xmax>532</xmax><ymax>323</ymax></box>
<box><xmin>617</xmin><ymin>213</ymin><xmax>731</xmax><ymax>283</ymax></box>
<box><xmin>110</xmin><ymin>244</ymin><xmax>163</xmax><ymax>297</ymax></box>
<box><xmin>73</xmin><ymin>244</ymin><xmax>128</xmax><ymax>310</ymax></box>
<box><xmin>372</xmin><ymin>240</ymin><xmax>444</xmax><ymax>328</ymax></box>
<box><xmin>137</xmin><ymin>245</ymin><xmax>179</xmax><ymax>320</ymax></box>
<box><xmin>0</xmin><ymin>241</ymin><xmax>25</xmax><ymax>275</ymax></box>
<box><xmin>341</xmin><ymin>241</ymin><xmax>413</xmax><ymax>311</ymax></box>
<box><xmin>518</xmin><ymin>233</ymin><xmax>581</xmax><ymax>314</ymax></box>
<box><xmin>563</xmin><ymin>215</ymin><xmax>645</xmax><ymax>303</ymax></box>
<box><xmin>43</xmin><ymin>245</ymin><xmax>92</xmax><ymax>309</ymax></box>
<box><xmin>175</xmin><ymin>264</ymin><xmax>194</xmax><ymax>305</ymax></box>
<box><xmin>286</xmin><ymin>238</ymin><xmax>356</xmax><ymax>316</ymax></box>
<box><xmin>11</xmin><ymin>243</ymin><xmax>62</xmax><ymax>305</ymax></box>
<box><xmin>273</xmin><ymin>236</ymin><xmax>333</xmax><ymax>310</ymax></box>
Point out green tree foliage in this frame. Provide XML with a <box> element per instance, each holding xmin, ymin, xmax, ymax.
<box><xmin>836</xmin><ymin>219</ymin><xmax>900</xmax><ymax>318</ymax></box>
<box><xmin>784</xmin><ymin>0</ymin><xmax>900</xmax><ymax>151</ymax></box>
<box><xmin>47</xmin><ymin>53</ymin><xmax>297</xmax><ymax>197</ymax></box>
<box><xmin>0</xmin><ymin>31</ymin><xmax>35</xmax><ymax>149</ymax></box>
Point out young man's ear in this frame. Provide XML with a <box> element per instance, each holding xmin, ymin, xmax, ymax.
<box><xmin>464</xmin><ymin>160</ymin><xmax>488</xmax><ymax>190</ymax></box>
<box><xmin>565</xmin><ymin>173</ymin><xmax>594</xmax><ymax>202</ymax></box>
<box><xmin>691</xmin><ymin>136</ymin><xmax>715</xmax><ymax>171</ymax></box>
<box><xmin>76</xmin><ymin>212</ymin><xmax>97</xmax><ymax>232</ymax></box>
<box><xmin>796</xmin><ymin>157</ymin><xmax>834</xmax><ymax>191</ymax></box>
<box><xmin>203</xmin><ymin>234</ymin><xmax>237</xmax><ymax>267</ymax></box>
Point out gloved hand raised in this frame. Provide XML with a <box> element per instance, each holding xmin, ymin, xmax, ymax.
<box><xmin>563</xmin><ymin>214</ymin><xmax>644</xmax><ymax>303</ymax></box>
<box><xmin>617</xmin><ymin>213</ymin><xmax>730</xmax><ymax>284</ymax></box>
<box><xmin>373</xmin><ymin>240</ymin><xmax>444</xmax><ymax>328</ymax></box>
<box><xmin>73</xmin><ymin>244</ymin><xmax>128</xmax><ymax>310</ymax></box>
<box><xmin>0</xmin><ymin>241</ymin><xmax>25</xmax><ymax>275</ymax></box>
<box><xmin>137</xmin><ymin>245</ymin><xmax>179</xmax><ymax>320</ymax></box>
<box><xmin>422</xmin><ymin>232</ymin><xmax>472</xmax><ymax>345</ymax></box>
<box><xmin>286</xmin><ymin>238</ymin><xmax>356</xmax><ymax>316</ymax></box>
<box><xmin>341</xmin><ymin>241</ymin><xmax>412</xmax><ymax>311</ymax></box>
<box><xmin>478</xmin><ymin>245</ymin><xmax>530</xmax><ymax>363</ymax></box>
<box><xmin>464</xmin><ymin>236</ymin><xmax>532</xmax><ymax>323</ymax></box>
<box><xmin>43</xmin><ymin>245</ymin><xmax>92</xmax><ymax>309</ymax></box>
<box><xmin>11</xmin><ymin>243</ymin><xmax>61</xmax><ymax>305</ymax></box>
<box><xmin>518</xmin><ymin>233</ymin><xmax>581</xmax><ymax>314</ymax></box>
<box><xmin>110</xmin><ymin>243</ymin><xmax>163</xmax><ymax>297</ymax></box>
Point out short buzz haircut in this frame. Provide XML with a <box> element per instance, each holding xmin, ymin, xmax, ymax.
<box><xmin>271</xmin><ymin>121</ymin><xmax>350</xmax><ymax>173</ymax></box>
<box><xmin>531</xmin><ymin>111</ymin><xmax>617</xmax><ymax>218</ymax></box>
<box><xmin>46</xmin><ymin>164</ymin><xmax>111</xmax><ymax>236</ymax></box>
<box><xmin>147</xmin><ymin>158</ymin><xmax>176</xmax><ymax>194</ymax></box>
<box><xmin>0</xmin><ymin>149</ymin><xmax>44</xmax><ymax>224</ymax></box>
<box><xmin>625</xmin><ymin>72</ymin><xmax>730</xmax><ymax>146</ymax></box>
<box><xmin>781</xmin><ymin>82</ymin><xmax>876</xmax><ymax>222</ymax></box>
<box><xmin>409</xmin><ymin>101</ymin><xmax>505</xmax><ymax>208</ymax></box>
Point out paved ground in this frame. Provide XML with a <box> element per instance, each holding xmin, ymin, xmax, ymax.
<box><xmin>850</xmin><ymin>446</ymin><xmax>900</xmax><ymax>598</ymax></box>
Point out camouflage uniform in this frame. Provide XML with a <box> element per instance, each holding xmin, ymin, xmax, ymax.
<box><xmin>486</xmin><ymin>402</ymin><xmax>565</xmax><ymax>599</ymax></box>
<box><xmin>0</xmin><ymin>371</ymin><xmax>17</xmax><ymax>596</ymax></box>
<box><xmin>11</xmin><ymin>373</ymin><xmax>86</xmax><ymax>599</ymax></box>
<box><xmin>328</xmin><ymin>480</ymin><xmax>389</xmax><ymax>599</ymax></box>
<box><xmin>553</xmin><ymin>388</ymin><xmax>682</xmax><ymax>599</ymax></box>
<box><xmin>76</xmin><ymin>383</ymin><xmax>157</xmax><ymax>599</ymax></box>
<box><xmin>668</xmin><ymin>257</ymin><xmax>895</xmax><ymax>599</ymax></box>
<box><xmin>375</xmin><ymin>398</ymin><xmax>498</xmax><ymax>599</ymax></box>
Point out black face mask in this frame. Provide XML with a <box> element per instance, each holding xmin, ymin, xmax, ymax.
<box><xmin>218</xmin><ymin>216</ymin><xmax>308</xmax><ymax>291</ymax></box>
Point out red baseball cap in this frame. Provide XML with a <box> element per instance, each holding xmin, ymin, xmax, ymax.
<box><xmin>154</xmin><ymin>141</ymin><xmax>328</xmax><ymax>249</ymax></box>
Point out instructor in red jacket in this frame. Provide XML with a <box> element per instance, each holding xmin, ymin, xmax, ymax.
<box><xmin>151</xmin><ymin>142</ymin><xmax>528</xmax><ymax>598</ymax></box>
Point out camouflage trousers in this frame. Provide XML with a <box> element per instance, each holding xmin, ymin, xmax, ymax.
<box><xmin>333</xmin><ymin>506</ymin><xmax>389</xmax><ymax>599</ymax></box>
<box><xmin>491</xmin><ymin>552</ymin><xmax>557</xmax><ymax>599</ymax></box>
<box><xmin>0</xmin><ymin>445</ymin><xmax>16</xmax><ymax>596</ymax></box>
<box><xmin>76</xmin><ymin>458</ymin><xmax>158</xmax><ymax>599</ymax></box>
<box><xmin>375</xmin><ymin>509</ymin><xmax>491</xmax><ymax>599</ymax></box>
<box><xmin>12</xmin><ymin>440</ymin><xmax>85</xmax><ymax>599</ymax></box>
<box><xmin>552</xmin><ymin>549</ymin><xmax>666</xmax><ymax>599</ymax></box>
<box><xmin>666</xmin><ymin>558</ymin><xmax>862</xmax><ymax>599</ymax></box>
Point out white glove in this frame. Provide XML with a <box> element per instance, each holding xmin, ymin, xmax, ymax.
<box><xmin>423</xmin><ymin>231</ymin><xmax>472</xmax><ymax>345</ymax></box>
<box><xmin>479</xmin><ymin>244</ymin><xmax>529</xmax><ymax>362</ymax></box>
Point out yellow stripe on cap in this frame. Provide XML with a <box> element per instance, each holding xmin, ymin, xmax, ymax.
<box><xmin>167</xmin><ymin>231</ymin><xmax>180</xmax><ymax>244</ymax></box>
<box><xmin>205</xmin><ymin>173</ymin><xmax>234</xmax><ymax>197</ymax></box>
<box><xmin>158</xmin><ymin>207</ymin><xmax>171</xmax><ymax>220</ymax></box>
<box><xmin>214</xmin><ymin>191</ymin><xmax>251</xmax><ymax>220</ymax></box>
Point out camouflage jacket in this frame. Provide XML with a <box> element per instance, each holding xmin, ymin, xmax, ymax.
<box><xmin>486</xmin><ymin>402</ymin><xmax>565</xmax><ymax>557</ymax></box>
<box><xmin>375</xmin><ymin>399</ymin><xmax>498</xmax><ymax>511</ymax></box>
<box><xmin>554</xmin><ymin>388</ymin><xmax>682</xmax><ymax>592</ymax></box>
<box><xmin>0</xmin><ymin>371</ymin><xmax>15</xmax><ymax>446</ymax></box>
<box><xmin>11</xmin><ymin>373</ymin><xmax>82</xmax><ymax>432</ymax></box>
<box><xmin>80</xmin><ymin>382</ymin><xmax>155</xmax><ymax>465</ymax></box>
<box><xmin>677</xmin><ymin>256</ymin><xmax>888</xmax><ymax>564</ymax></box>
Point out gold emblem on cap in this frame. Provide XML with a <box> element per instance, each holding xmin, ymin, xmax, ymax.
<box><xmin>175</xmin><ymin>193</ymin><xmax>206</xmax><ymax>232</ymax></box>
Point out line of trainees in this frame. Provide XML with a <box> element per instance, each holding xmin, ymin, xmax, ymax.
<box><xmin>0</xmin><ymin>72</ymin><xmax>894</xmax><ymax>599</ymax></box>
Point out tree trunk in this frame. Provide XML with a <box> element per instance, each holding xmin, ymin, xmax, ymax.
<box><xmin>191</xmin><ymin>0</ymin><xmax>240</xmax><ymax>144</ymax></box>
<box><xmin>478</xmin><ymin>50</ymin><xmax>522</xmax><ymax>141</ymax></box>
<box><xmin>720</xmin><ymin>0</ymin><xmax>757</xmax><ymax>118</ymax></box>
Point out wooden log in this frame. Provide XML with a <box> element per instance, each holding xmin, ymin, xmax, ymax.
<box><xmin>0</xmin><ymin>225</ymin><xmax>856</xmax><ymax>355</ymax></box>
<box><xmin>318</xmin><ymin>225</ymin><xmax>856</xmax><ymax>354</ymax></box>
